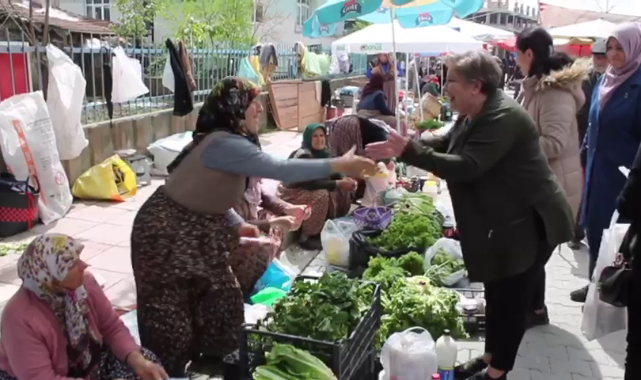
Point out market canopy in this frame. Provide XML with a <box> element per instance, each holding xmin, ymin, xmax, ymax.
<box><xmin>446</xmin><ymin>17</ymin><xmax>514</xmax><ymax>42</ymax></box>
<box><xmin>331</xmin><ymin>20</ymin><xmax>483</xmax><ymax>54</ymax></box>
<box><xmin>547</xmin><ymin>19</ymin><xmax>617</xmax><ymax>40</ymax></box>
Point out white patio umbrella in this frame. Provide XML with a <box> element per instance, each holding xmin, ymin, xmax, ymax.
<box><xmin>446</xmin><ymin>17</ymin><xmax>514</xmax><ymax>42</ymax></box>
<box><xmin>548</xmin><ymin>19</ymin><xmax>617</xmax><ymax>40</ymax></box>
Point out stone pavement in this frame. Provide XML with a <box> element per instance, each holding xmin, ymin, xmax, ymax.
<box><xmin>0</xmin><ymin>130</ymin><xmax>629</xmax><ymax>379</ymax></box>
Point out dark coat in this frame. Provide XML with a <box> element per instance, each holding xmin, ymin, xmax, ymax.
<box><xmin>577</xmin><ymin>69</ymin><xmax>601</xmax><ymax>148</ymax></box>
<box><xmin>581</xmin><ymin>66</ymin><xmax>641</xmax><ymax>252</ymax></box>
<box><xmin>617</xmin><ymin>140</ymin><xmax>641</xmax><ymax>266</ymax></box>
<box><xmin>400</xmin><ymin>90</ymin><xmax>574</xmax><ymax>283</ymax></box>
<box><xmin>165</xmin><ymin>39</ymin><xmax>193</xmax><ymax>117</ymax></box>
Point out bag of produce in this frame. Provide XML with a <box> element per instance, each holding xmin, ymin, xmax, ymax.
<box><xmin>349</xmin><ymin>230</ymin><xmax>420</xmax><ymax>271</ymax></box>
<box><xmin>381</xmin><ymin>327</ymin><xmax>438</xmax><ymax>380</ymax></box>
<box><xmin>252</xmin><ymin>259</ymin><xmax>296</xmax><ymax>295</ymax></box>
<box><xmin>424</xmin><ymin>238</ymin><xmax>467</xmax><ymax>287</ymax></box>
<box><xmin>321</xmin><ymin>218</ymin><xmax>359</xmax><ymax>268</ymax></box>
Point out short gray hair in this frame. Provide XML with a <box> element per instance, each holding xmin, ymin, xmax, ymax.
<box><xmin>446</xmin><ymin>50</ymin><xmax>502</xmax><ymax>94</ymax></box>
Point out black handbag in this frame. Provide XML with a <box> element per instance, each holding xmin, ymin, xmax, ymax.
<box><xmin>0</xmin><ymin>173</ymin><xmax>40</xmax><ymax>237</ymax></box>
<box><xmin>598</xmin><ymin>227</ymin><xmax>636</xmax><ymax>307</ymax></box>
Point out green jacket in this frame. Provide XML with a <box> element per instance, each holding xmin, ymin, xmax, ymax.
<box><xmin>400</xmin><ymin>90</ymin><xmax>574</xmax><ymax>283</ymax></box>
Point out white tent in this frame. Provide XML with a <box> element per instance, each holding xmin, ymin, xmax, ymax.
<box><xmin>447</xmin><ymin>18</ymin><xmax>514</xmax><ymax>42</ymax></box>
<box><xmin>548</xmin><ymin>19</ymin><xmax>617</xmax><ymax>40</ymax></box>
<box><xmin>331</xmin><ymin>20</ymin><xmax>483</xmax><ymax>54</ymax></box>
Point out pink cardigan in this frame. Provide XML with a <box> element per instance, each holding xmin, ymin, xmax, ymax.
<box><xmin>0</xmin><ymin>272</ymin><xmax>140</xmax><ymax>380</ymax></box>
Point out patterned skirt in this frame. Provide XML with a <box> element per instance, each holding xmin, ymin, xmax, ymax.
<box><xmin>131</xmin><ymin>187</ymin><xmax>243</xmax><ymax>377</ymax></box>
<box><xmin>278</xmin><ymin>186</ymin><xmax>351</xmax><ymax>237</ymax></box>
<box><xmin>0</xmin><ymin>347</ymin><xmax>159</xmax><ymax>380</ymax></box>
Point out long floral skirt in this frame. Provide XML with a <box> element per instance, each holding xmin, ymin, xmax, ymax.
<box><xmin>278</xmin><ymin>187</ymin><xmax>351</xmax><ymax>236</ymax></box>
<box><xmin>0</xmin><ymin>347</ymin><xmax>159</xmax><ymax>380</ymax></box>
<box><xmin>131</xmin><ymin>187</ymin><xmax>244</xmax><ymax>377</ymax></box>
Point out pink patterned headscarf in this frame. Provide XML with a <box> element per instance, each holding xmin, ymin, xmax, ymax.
<box><xmin>598</xmin><ymin>22</ymin><xmax>641</xmax><ymax>110</ymax></box>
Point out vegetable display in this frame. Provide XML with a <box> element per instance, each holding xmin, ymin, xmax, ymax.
<box><xmin>368</xmin><ymin>212</ymin><xmax>442</xmax><ymax>251</ymax></box>
<box><xmin>254</xmin><ymin>344</ymin><xmax>337</xmax><ymax>380</ymax></box>
<box><xmin>415</xmin><ymin>119</ymin><xmax>445</xmax><ymax>131</ymax></box>
<box><xmin>362</xmin><ymin>252</ymin><xmax>425</xmax><ymax>290</ymax></box>
<box><xmin>265</xmin><ymin>273</ymin><xmax>373</xmax><ymax>342</ymax></box>
<box><xmin>425</xmin><ymin>249</ymin><xmax>466</xmax><ymax>286</ymax></box>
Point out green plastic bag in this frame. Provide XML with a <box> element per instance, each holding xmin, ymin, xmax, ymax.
<box><xmin>250</xmin><ymin>287</ymin><xmax>287</xmax><ymax>306</ymax></box>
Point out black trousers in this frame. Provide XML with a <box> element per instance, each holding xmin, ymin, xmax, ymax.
<box><xmin>625</xmin><ymin>266</ymin><xmax>641</xmax><ymax>380</ymax></box>
<box><xmin>484</xmin><ymin>238</ymin><xmax>554</xmax><ymax>371</ymax></box>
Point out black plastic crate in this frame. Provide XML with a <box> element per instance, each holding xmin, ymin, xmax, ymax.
<box><xmin>454</xmin><ymin>287</ymin><xmax>486</xmax><ymax>333</ymax></box>
<box><xmin>239</xmin><ymin>275</ymin><xmax>382</xmax><ymax>380</ymax></box>
<box><xmin>350</xmin><ymin>350</ymin><xmax>377</xmax><ymax>380</ymax></box>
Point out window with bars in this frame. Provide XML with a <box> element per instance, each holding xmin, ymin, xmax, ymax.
<box><xmin>296</xmin><ymin>0</ymin><xmax>310</xmax><ymax>27</ymax></box>
<box><xmin>254</xmin><ymin>4</ymin><xmax>264</xmax><ymax>23</ymax></box>
<box><xmin>86</xmin><ymin>0</ymin><xmax>111</xmax><ymax>21</ymax></box>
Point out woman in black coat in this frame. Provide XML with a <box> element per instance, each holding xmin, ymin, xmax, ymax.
<box><xmin>617</xmin><ymin>142</ymin><xmax>641</xmax><ymax>380</ymax></box>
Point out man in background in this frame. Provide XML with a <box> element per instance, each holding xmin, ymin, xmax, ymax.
<box><xmin>568</xmin><ymin>39</ymin><xmax>608</xmax><ymax>250</ymax></box>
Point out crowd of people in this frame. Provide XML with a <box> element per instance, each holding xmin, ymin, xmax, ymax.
<box><xmin>0</xmin><ymin>20</ymin><xmax>639</xmax><ymax>380</ymax></box>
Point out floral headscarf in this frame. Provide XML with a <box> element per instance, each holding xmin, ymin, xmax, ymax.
<box><xmin>167</xmin><ymin>76</ymin><xmax>261</xmax><ymax>173</ymax></box>
<box><xmin>18</xmin><ymin>234</ymin><xmax>101</xmax><ymax>377</ymax></box>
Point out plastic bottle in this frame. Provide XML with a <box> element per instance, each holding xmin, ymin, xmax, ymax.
<box><xmin>431</xmin><ymin>374</ymin><xmax>441</xmax><ymax>380</ymax></box>
<box><xmin>435</xmin><ymin>330</ymin><xmax>458</xmax><ymax>380</ymax></box>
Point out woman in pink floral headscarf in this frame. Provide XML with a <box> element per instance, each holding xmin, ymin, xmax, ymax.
<box><xmin>0</xmin><ymin>234</ymin><xmax>166</xmax><ymax>380</ymax></box>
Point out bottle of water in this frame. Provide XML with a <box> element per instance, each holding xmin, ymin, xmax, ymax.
<box><xmin>435</xmin><ymin>330</ymin><xmax>458</xmax><ymax>380</ymax></box>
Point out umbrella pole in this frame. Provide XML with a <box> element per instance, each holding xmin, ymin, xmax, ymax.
<box><xmin>390</xmin><ymin>8</ymin><xmax>400</xmax><ymax>133</ymax></box>
<box><xmin>404</xmin><ymin>53</ymin><xmax>409</xmax><ymax>128</ymax></box>
<box><xmin>415</xmin><ymin>56</ymin><xmax>423</xmax><ymax>121</ymax></box>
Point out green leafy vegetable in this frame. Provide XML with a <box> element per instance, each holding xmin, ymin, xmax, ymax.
<box><xmin>265</xmin><ymin>273</ymin><xmax>374</xmax><ymax>342</ymax></box>
<box><xmin>368</xmin><ymin>213</ymin><xmax>442</xmax><ymax>251</ymax></box>
<box><xmin>0</xmin><ymin>242</ymin><xmax>28</xmax><ymax>257</ymax></box>
<box><xmin>253</xmin><ymin>344</ymin><xmax>338</xmax><ymax>380</ymax></box>
<box><xmin>415</xmin><ymin>119</ymin><xmax>445</xmax><ymax>131</ymax></box>
<box><xmin>362</xmin><ymin>252</ymin><xmax>424</xmax><ymax>291</ymax></box>
<box><xmin>425</xmin><ymin>249</ymin><xmax>466</xmax><ymax>286</ymax></box>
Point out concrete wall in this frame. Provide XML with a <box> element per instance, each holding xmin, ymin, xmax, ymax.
<box><xmin>55</xmin><ymin>75</ymin><xmax>362</xmax><ymax>184</ymax></box>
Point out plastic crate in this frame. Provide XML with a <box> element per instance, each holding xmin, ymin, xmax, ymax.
<box><xmin>239</xmin><ymin>276</ymin><xmax>382</xmax><ymax>380</ymax></box>
<box><xmin>350</xmin><ymin>350</ymin><xmax>377</xmax><ymax>380</ymax></box>
<box><xmin>454</xmin><ymin>287</ymin><xmax>486</xmax><ymax>333</ymax></box>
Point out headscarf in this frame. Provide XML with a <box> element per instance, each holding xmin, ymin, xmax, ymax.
<box><xmin>18</xmin><ymin>234</ymin><xmax>101</xmax><ymax>377</ymax></box>
<box><xmin>361</xmin><ymin>72</ymin><xmax>385</xmax><ymax>99</ymax></box>
<box><xmin>167</xmin><ymin>76</ymin><xmax>261</xmax><ymax>173</ymax></box>
<box><xmin>599</xmin><ymin>22</ymin><xmax>641</xmax><ymax>110</ymax></box>
<box><xmin>302</xmin><ymin>123</ymin><xmax>330</xmax><ymax>158</ymax></box>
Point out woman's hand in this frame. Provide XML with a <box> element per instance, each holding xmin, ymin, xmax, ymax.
<box><xmin>365</xmin><ymin>129</ymin><xmax>410</xmax><ymax>160</ymax></box>
<box><xmin>270</xmin><ymin>216</ymin><xmax>298</xmax><ymax>231</ymax></box>
<box><xmin>127</xmin><ymin>352</ymin><xmax>168</xmax><ymax>380</ymax></box>
<box><xmin>337</xmin><ymin>178</ymin><xmax>357</xmax><ymax>191</ymax></box>
<box><xmin>285</xmin><ymin>204</ymin><xmax>311</xmax><ymax>221</ymax></box>
<box><xmin>331</xmin><ymin>146</ymin><xmax>377</xmax><ymax>178</ymax></box>
<box><xmin>237</xmin><ymin>223</ymin><xmax>260</xmax><ymax>237</ymax></box>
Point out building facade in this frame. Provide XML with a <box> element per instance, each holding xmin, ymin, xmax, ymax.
<box><xmin>465</xmin><ymin>0</ymin><xmax>539</xmax><ymax>32</ymax></box>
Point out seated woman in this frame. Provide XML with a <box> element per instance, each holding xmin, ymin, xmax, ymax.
<box><xmin>279</xmin><ymin>123</ymin><xmax>356</xmax><ymax>250</ymax></box>
<box><xmin>230</xmin><ymin>177</ymin><xmax>308</xmax><ymax>294</ymax></box>
<box><xmin>0</xmin><ymin>234</ymin><xmax>167</xmax><ymax>380</ymax></box>
<box><xmin>357</xmin><ymin>72</ymin><xmax>400</xmax><ymax>131</ymax></box>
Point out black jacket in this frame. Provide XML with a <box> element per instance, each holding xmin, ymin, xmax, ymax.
<box><xmin>577</xmin><ymin>70</ymin><xmax>601</xmax><ymax>146</ymax></box>
<box><xmin>617</xmin><ymin>142</ymin><xmax>641</xmax><ymax>266</ymax></box>
<box><xmin>400</xmin><ymin>90</ymin><xmax>574</xmax><ymax>282</ymax></box>
<box><xmin>166</xmin><ymin>39</ymin><xmax>193</xmax><ymax>117</ymax></box>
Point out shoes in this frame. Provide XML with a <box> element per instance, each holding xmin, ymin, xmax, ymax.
<box><xmin>465</xmin><ymin>369</ymin><xmax>507</xmax><ymax>380</ymax></box>
<box><xmin>299</xmin><ymin>236</ymin><xmax>322</xmax><ymax>251</ymax></box>
<box><xmin>526</xmin><ymin>306</ymin><xmax>550</xmax><ymax>329</ymax></box>
<box><xmin>455</xmin><ymin>356</ymin><xmax>488</xmax><ymax>380</ymax></box>
<box><xmin>567</xmin><ymin>239</ymin><xmax>584</xmax><ymax>250</ymax></box>
<box><xmin>570</xmin><ymin>285</ymin><xmax>589</xmax><ymax>303</ymax></box>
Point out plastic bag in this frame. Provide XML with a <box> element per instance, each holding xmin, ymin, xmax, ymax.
<box><xmin>581</xmin><ymin>210</ymin><xmax>629</xmax><ymax>341</ymax></box>
<box><xmin>71</xmin><ymin>155</ymin><xmax>138</xmax><ymax>201</ymax></box>
<box><xmin>147</xmin><ymin>132</ymin><xmax>193</xmax><ymax>176</ymax></box>
<box><xmin>45</xmin><ymin>44</ymin><xmax>88</xmax><ymax>160</ymax></box>
<box><xmin>424</xmin><ymin>238</ymin><xmax>466</xmax><ymax>286</ymax></box>
<box><xmin>252</xmin><ymin>259</ymin><xmax>295</xmax><ymax>295</ymax></box>
<box><xmin>162</xmin><ymin>55</ymin><xmax>175</xmax><ymax>93</ymax></box>
<box><xmin>0</xmin><ymin>91</ymin><xmax>72</xmax><ymax>224</ymax></box>
<box><xmin>321</xmin><ymin>217</ymin><xmax>359</xmax><ymax>267</ymax></box>
<box><xmin>381</xmin><ymin>327</ymin><xmax>438</xmax><ymax>380</ymax></box>
<box><xmin>111</xmin><ymin>47</ymin><xmax>149</xmax><ymax>103</ymax></box>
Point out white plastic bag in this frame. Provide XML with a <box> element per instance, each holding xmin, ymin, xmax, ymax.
<box><xmin>381</xmin><ymin>327</ymin><xmax>438</xmax><ymax>380</ymax></box>
<box><xmin>147</xmin><ymin>132</ymin><xmax>193</xmax><ymax>175</ymax></box>
<box><xmin>111</xmin><ymin>47</ymin><xmax>149</xmax><ymax>103</ymax></box>
<box><xmin>321</xmin><ymin>217</ymin><xmax>359</xmax><ymax>267</ymax></box>
<box><xmin>424</xmin><ymin>238</ymin><xmax>466</xmax><ymax>286</ymax></box>
<box><xmin>45</xmin><ymin>44</ymin><xmax>88</xmax><ymax>160</ymax></box>
<box><xmin>161</xmin><ymin>56</ymin><xmax>175</xmax><ymax>93</ymax></box>
<box><xmin>581</xmin><ymin>210</ymin><xmax>630</xmax><ymax>340</ymax></box>
<box><xmin>0</xmin><ymin>91</ymin><xmax>73</xmax><ymax>224</ymax></box>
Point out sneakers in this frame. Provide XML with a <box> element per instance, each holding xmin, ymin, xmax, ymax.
<box><xmin>455</xmin><ymin>357</ymin><xmax>488</xmax><ymax>380</ymax></box>
<box><xmin>526</xmin><ymin>306</ymin><xmax>550</xmax><ymax>329</ymax></box>
<box><xmin>465</xmin><ymin>369</ymin><xmax>507</xmax><ymax>380</ymax></box>
<box><xmin>570</xmin><ymin>285</ymin><xmax>589</xmax><ymax>303</ymax></box>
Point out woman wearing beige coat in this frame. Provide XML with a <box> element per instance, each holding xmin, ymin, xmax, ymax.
<box><xmin>516</xmin><ymin>27</ymin><xmax>587</xmax><ymax>330</ymax></box>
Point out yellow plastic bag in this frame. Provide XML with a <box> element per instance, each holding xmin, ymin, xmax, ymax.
<box><xmin>72</xmin><ymin>155</ymin><xmax>137</xmax><ymax>201</ymax></box>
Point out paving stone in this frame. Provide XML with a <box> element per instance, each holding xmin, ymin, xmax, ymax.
<box><xmin>550</xmin><ymin>358</ymin><xmax>594</xmax><ymax>378</ymax></box>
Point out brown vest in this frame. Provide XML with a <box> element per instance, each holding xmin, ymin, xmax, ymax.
<box><xmin>164</xmin><ymin>131</ymin><xmax>246</xmax><ymax>214</ymax></box>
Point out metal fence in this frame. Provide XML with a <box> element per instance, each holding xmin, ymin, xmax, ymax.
<box><xmin>0</xmin><ymin>31</ymin><xmax>368</xmax><ymax>125</ymax></box>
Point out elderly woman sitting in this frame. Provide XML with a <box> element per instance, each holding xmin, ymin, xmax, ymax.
<box><xmin>0</xmin><ymin>234</ymin><xmax>167</xmax><ymax>380</ymax></box>
<box><xmin>366</xmin><ymin>50</ymin><xmax>574</xmax><ymax>380</ymax></box>
<box><xmin>279</xmin><ymin>123</ymin><xmax>356</xmax><ymax>250</ymax></box>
